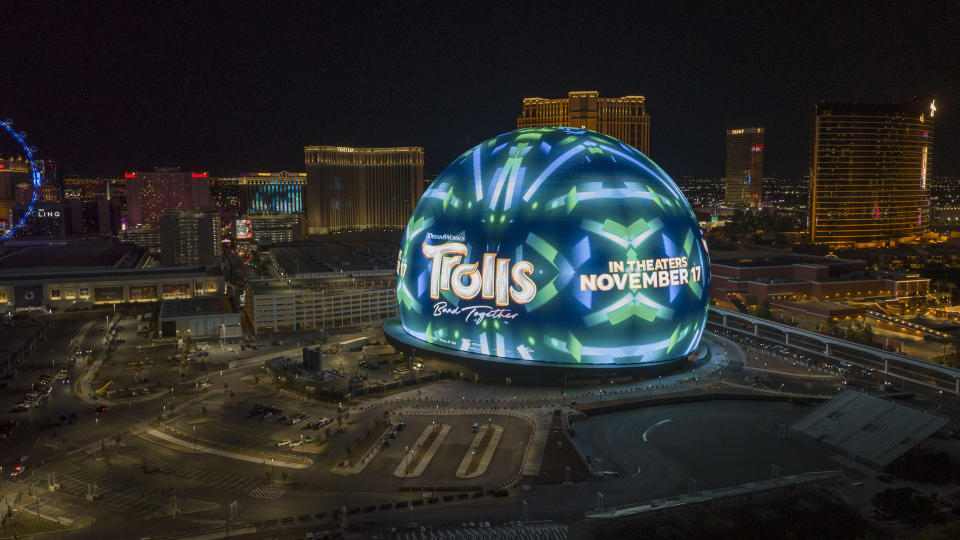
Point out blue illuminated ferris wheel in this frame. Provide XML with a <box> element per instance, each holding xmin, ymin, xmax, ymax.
<box><xmin>0</xmin><ymin>118</ymin><xmax>43</xmax><ymax>241</ymax></box>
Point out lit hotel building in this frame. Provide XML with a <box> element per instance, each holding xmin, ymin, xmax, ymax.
<box><xmin>126</xmin><ymin>167</ymin><xmax>211</xmax><ymax>227</ymax></box>
<box><xmin>809</xmin><ymin>101</ymin><xmax>935</xmax><ymax>246</ymax></box>
<box><xmin>516</xmin><ymin>91</ymin><xmax>651</xmax><ymax>155</ymax></box>
<box><xmin>303</xmin><ymin>146</ymin><xmax>424</xmax><ymax>235</ymax></box>
<box><xmin>725</xmin><ymin>127</ymin><xmax>764</xmax><ymax>207</ymax></box>
<box><xmin>238</xmin><ymin>171</ymin><xmax>305</xmax><ymax>215</ymax></box>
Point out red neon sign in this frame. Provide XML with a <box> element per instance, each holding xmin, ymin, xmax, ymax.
<box><xmin>124</xmin><ymin>172</ymin><xmax>135</xmax><ymax>178</ymax></box>
<box><xmin>191</xmin><ymin>172</ymin><xmax>208</xmax><ymax>178</ymax></box>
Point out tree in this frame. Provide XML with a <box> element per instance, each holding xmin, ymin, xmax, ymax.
<box><xmin>824</xmin><ymin>319</ymin><xmax>838</xmax><ymax>335</ymax></box>
<box><xmin>950</xmin><ymin>335</ymin><xmax>960</xmax><ymax>360</ymax></box>
<box><xmin>758</xmin><ymin>300</ymin><xmax>772</xmax><ymax>320</ymax></box>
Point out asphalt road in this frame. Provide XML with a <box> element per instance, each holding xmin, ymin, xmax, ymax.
<box><xmin>0</xmin><ymin>325</ymin><xmax>855</xmax><ymax>539</ymax></box>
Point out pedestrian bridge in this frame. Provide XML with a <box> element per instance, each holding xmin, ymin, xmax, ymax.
<box><xmin>708</xmin><ymin>307</ymin><xmax>960</xmax><ymax>395</ymax></box>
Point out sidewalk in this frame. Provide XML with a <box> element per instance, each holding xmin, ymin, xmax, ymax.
<box><xmin>348</xmin><ymin>338</ymin><xmax>725</xmax><ymax>415</ymax></box>
<box><xmin>137</xmin><ymin>425</ymin><xmax>313</xmax><ymax>469</ymax></box>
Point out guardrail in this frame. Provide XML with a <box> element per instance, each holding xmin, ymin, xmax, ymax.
<box><xmin>710</xmin><ymin>306</ymin><xmax>960</xmax><ymax>395</ymax></box>
<box><xmin>586</xmin><ymin>470</ymin><xmax>843</xmax><ymax>520</ymax></box>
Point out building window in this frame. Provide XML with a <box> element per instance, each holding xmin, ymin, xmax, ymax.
<box><xmin>50</xmin><ymin>288</ymin><xmax>61</xmax><ymax>300</ymax></box>
<box><xmin>162</xmin><ymin>283</ymin><xmax>191</xmax><ymax>299</ymax></box>
<box><xmin>79</xmin><ymin>287</ymin><xmax>89</xmax><ymax>299</ymax></box>
<box><xmin>64</xmin><ymin>288</ymin><xmax>76</xmax><ymax>300</ymax></box>
<box><xmin>94</xmin><ymin>287</ymin><xmax>124</xmax><ymax>303</ymax></box>
<box><xmin>0</xmin><ymin>289</ymin><xmax>7</xmax><ymax>303</ymax></box>
<box><xmin>129</xmin><ymin>285</ymin><xmax>157</xmax><ymax>302</ymax></box>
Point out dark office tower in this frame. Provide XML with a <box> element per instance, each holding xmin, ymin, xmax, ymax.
<box><xmin>159</xmin><ymin>210</ymin><xmax>221</xmax><ymax>266</ymax></box>
<box><xmin>108</xmin><ymin>177</ymin><xmax>126</xmax><ymax>207</ymax></box>
<box><xmin>41</xmin><ymin>159</ymin><xmax>60</xmax><ymax>196</ymax></box>
<box><xmin>77</xmin><ymin>199</ymin><xmax>116</xmax><ymax>235</ymax></box>
<box><xmin>725</xmin><ymin>127</ymin><xmax>765</xmax><ymax>207</ymax></box>
<box><xmin>517</xmin><ymin>91</ymin><xmax>651</xmax><ymax>156</ymax></box>
<box><xmin>126</xmin><ymin>167</ymin><xmax>211</xmax><ymax>227</ymax></box>
<box><xmin>810</xmin><ymin>100</ymin><xmax>935</xmax><ymax>246</ymax></box>
<box><xmin>210</xmin><ymin>176</ymin><xmax>240</xmax><ymax>213</ymax></box>
<box><xmin>303</xmin><ymin>146</ymin><xmax>424</xmax><ymax>235</ymax></box>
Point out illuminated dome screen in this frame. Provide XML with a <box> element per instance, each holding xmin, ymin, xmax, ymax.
<box><xmin>393</xmin><ymin>127</ymin><xmax>710</xmax><ymax>366</ymax></box>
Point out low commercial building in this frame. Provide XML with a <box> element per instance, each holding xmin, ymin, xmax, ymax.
<box><xmin>0</xmin><ymin>240</ymin><xmax>223</xmax><ymax>310</ymax></box>
<box><xmin>158</xmin><ymin>295</ymin><xmax>241</xmax><ymax>338</ymax></box>
<box><xmin>241</xmin><ymin>234</ymin><xmax>401</xmax><ymax>333</ymax></box>
<box><xmin>243</xmin><ymin>278</ymin><xmax>395</xmax><ymax>334</ymax></box>
<box><xmin>710</xmin><ymin>250</ymin><xmax>929</xmax><ymax>307</ymax></box>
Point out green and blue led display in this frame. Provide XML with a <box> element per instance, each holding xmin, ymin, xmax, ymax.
<box><xmin>395</xmin><ymin>127</ymin><xmax>710</xmax><ymax>366</ymax></box>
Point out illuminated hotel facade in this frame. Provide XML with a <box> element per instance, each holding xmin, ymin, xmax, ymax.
<box><xmin>810</xmin><ymin>101</ymin><xmax>935</xmax><ymax>246</ymax></box>
<box><xmin>238</xmin><ymin>171</ymin><xmax>305</xmax><ymax>215</ymax></box>
<box><xmin>725</xmin><ymin>127</ymin><xmax>764</xmax><ymax>207</ymax></box>
<box><xmin>516</xmin><ymin>91</ymin><xmax>651</xmax><ymax>155</ymax></box>
<box><xmin>126</xmin><ymin>167</ymin><xmax>211</xmax><ymax>227</ymax></box>
<box><xmin>303</xmin><ymin>146</ymin><xmax>424</xmax><ymax>235</ymax></box>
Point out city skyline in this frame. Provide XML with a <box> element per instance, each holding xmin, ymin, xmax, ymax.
<box><xmin>0</xmin><ymin>3</ymin><xmax>955</xmax><ymax>180</ymax></box>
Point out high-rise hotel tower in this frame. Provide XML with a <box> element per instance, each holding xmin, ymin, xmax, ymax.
<box><xmin>304</xmin><ymin>146</ymin><xmax>424</xmax><ymax>235</ymax></box>
<box><xmin>809</xmin><ymin>101</ymin><xmax>935</xmax><ymax>246</ymax></box>
<box><xmin>725</xmin><ymin>127</ymin><xmax>764</xmax><ymax>207</ymax></box>
<box><xmin>517</xmin><ymin>91</ymin><xmax>651</xmax><ymax>156</ymax></box>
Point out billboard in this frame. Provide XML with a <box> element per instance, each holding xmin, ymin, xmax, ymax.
<box><xmin>394</xmin><ymin>127</ymin><xmax>710</xmax><ymax>366</ymax></box>
<box><xmin>15</xmin><ymin>284</ymin><xmax>43</xmax><ymax>309</ymax></box>
<box><xmin>236</xmin><ymin>219</ymin><xmax>252</xmax><ymax>240</ymax></box>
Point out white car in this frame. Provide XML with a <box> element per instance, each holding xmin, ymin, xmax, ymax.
<box><xmin>276</xmin><ymin>439</ymin><xmax>292</xmax><ymax>447</ymax></box>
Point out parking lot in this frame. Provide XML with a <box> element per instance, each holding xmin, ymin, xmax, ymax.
<box><xmin>166</xmin><ymin>390</ymin><xmax>344</xmax><ymax>452</ymax></box>
<box><xmin>355</xmin><ymin>414</ymin><xmax>530</xmax><ymax>489</ymax></box>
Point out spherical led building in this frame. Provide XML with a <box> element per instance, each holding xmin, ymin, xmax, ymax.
<box><xmin>384</xmin><ymin>127</ymin><xmax>710</xmax><ymax>383</ymax></box>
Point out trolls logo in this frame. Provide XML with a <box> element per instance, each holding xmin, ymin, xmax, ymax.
<box><xmin>421</xmin><ymin>241</ymin><xmax>537</xmax><ymax>306</ymax></box>
<box><xmin>398</xmin><ymin>240</ymin><xmax>538</xmax><ymax>327</ymax></box>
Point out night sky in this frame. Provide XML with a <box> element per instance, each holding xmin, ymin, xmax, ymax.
<box><xmin>2</xmin><ymin>1</ymin><xmax>957</xmax><ymax>179</ymax></box>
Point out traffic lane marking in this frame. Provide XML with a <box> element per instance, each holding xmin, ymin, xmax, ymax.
<box><xmin>642</xmin><ymin>419</ymin><xmax>672</xmax><ymax>442</ymax></box>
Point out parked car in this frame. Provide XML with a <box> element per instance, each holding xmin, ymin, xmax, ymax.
<box><xmin>9</xmin><ymin>464</ymin><xmax>25</xmax><ymax>479</ymax></box>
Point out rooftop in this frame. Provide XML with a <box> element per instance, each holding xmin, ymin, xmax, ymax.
<box><xmin>159</xmin><ymin>295</ymin><xmax>236</xmax><ymax>319</ymax></box>
<box><xmin>246</xmin><ymin>276</ymin><xmax>393</xmax><ymax>296</ymax></box>
<box><xmin>0</xmin><ymin>264</ymin><xmax>221</xmax><ymax>282</ymax></box>
<box><xmin>270</xmin><ymin>239</ymin><xmax>397</xmax><ymax>275</ymax></box>
<box><xmin>708</xmin><ymin>250</ymin><xmax>860</xmax><ymax>268</ymax></box>
<box><xmin>0</xmin><ymin>240</ymin><xmax>144</xmax><ymax>272</ymax></box>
